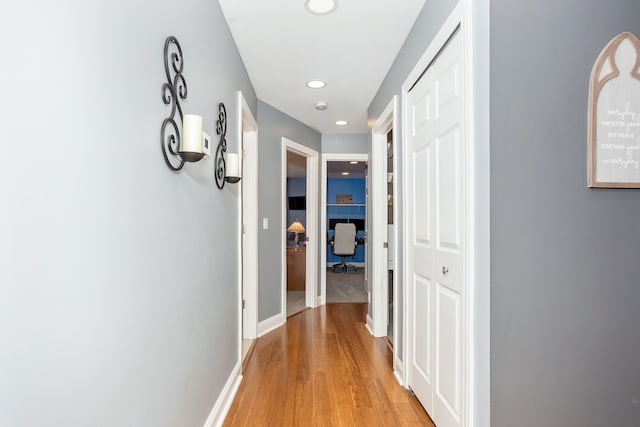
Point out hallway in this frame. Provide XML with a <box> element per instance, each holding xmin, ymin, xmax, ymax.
<box><xmin>224</xmin><ymin>303</ymin><xmax>433</xmax><ymax>426</ymax></box>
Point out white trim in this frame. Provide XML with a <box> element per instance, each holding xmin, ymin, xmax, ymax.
<box><xmin>281</xmin><ymin>138</ymin><xmax>319</xmax><ymax>318</ymax></box>
<box><xmin>393</xmin><ymin>360</ymin><xmax>405</xmax><ymax>387</ymax></box>
<box><xmin>316</xmin><ymin>295</ymin><xmax>324</xmax><ymax>307</ymax></box>
<box><xmin>365</xmin><ymin>314</ymin><xmax>374</xmax><ymax>336</ymax></box>
<box><xmin>370</xmin><ymin>96</ymin><xmax>398</xmax><ymax>338</ymax></box>
<box><xmin>465</xmin><ymin>1</ymin><xmax>491</xmax><ymax>425</ymax></box>
<box><xmin>401</xmin><ymin>2</ymin><xmax>490</xmax><ymax>426</ymax></box>
<box><xmin>257</xmin><ymin>312</ymin><xmax>285</xmax><ymax>337</ymax></box>
<box><xmin>202</xmin><ymin>361</ymin><xmax>242</xmax><ymax>427</ymax></box>
<box><xmin>305</xmin><ymin>150</ymin><xmax>319</xmax><ymax>309</ymax></box>
<box><xmin>238</xmin><ymin>91</ymin><xmax>259</xmax><ymax>349</ymax></box>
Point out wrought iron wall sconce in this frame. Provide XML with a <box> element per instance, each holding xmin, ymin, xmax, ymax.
<box><xmin>214</xmin><ymin>103</ymin><xmax>242</xmax><ymax>189</ymax></box>
<box><xmin>160</xmin><ymin>36</ymin><xmax>241</xmax><ymax>187</ymax></box>
<box><xmin>161</xmin><ymin>36</ymin><xmax>210</xmax><ymax>171</ymax></box>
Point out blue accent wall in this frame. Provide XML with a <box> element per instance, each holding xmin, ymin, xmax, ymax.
<box><xmin>326</xmin><ymin>178</ymin><xmax>366</xmax><ymax>263</ymax></box>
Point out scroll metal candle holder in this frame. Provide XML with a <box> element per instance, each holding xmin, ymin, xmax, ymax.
<box><xmin>214</xmin><ymin>103</ymin><xmax>227</xmax><ymax>189</ymax></box>
<box><xmin>160</xmin><ymin>36</ymin><xmax>205</xmax><ymax>171</ymax></box>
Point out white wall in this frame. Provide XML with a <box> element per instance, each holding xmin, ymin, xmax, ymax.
<box><xmin>0</xmin><ymin>1</ymin><xmax>256</xmax><ymax>426</ymax></box>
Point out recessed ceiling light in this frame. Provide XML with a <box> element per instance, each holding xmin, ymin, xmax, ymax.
<box><xmin>305</xmin><ymin>0</ymin><xmax>337</xmax><ymax>15</ymax></box>
<box><xmin>306</xmin><ymin>80</ymin><xmax>326</xmax><ymax>89</ymax></box>
<box><xmin>315</xmin><ymin>101</ymin><xmax>328</xmax><ymax>110</ymax></box>
<box><xmin>341</xmin><ymin>172</ymin><xmax>349</xmax><ymax>176</ymax></box>
<box><xmin>334</xmin><ymin>120</ymin><xmax>348</xmax><ymax>126</ymax></box>
<box><xmin>349</xmin><ymin>161</ymin><xmax>358</xmax><ymax>165</ymax></box>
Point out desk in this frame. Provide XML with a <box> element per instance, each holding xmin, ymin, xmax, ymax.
<box><xmin>286</xmin><ymin>247</ymin><xmax>305</xmax><ymax>291</ymax></box>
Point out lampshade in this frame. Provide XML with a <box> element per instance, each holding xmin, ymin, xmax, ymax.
<box><xmin>287</xmin><ymin>220</ymin><xmax>305</xmax><ymax>233</ymax></box>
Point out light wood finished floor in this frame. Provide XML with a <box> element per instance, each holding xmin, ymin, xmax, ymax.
<box><xmin>224</xmin><ymin>303</ymin><xmax>434</xmax><ymax>426</ymax></box>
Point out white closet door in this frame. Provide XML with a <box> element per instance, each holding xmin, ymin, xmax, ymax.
<box><xmin>407</xmin><ymin>59</ymin><xmax>435</xmax><ymax>414</ymax></box>
<box><xmin>407</xmin><ymin>28</ymin><xmax>465</xmax><ymax>427</ymax></box>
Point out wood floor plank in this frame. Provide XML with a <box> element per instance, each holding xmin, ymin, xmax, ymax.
<box><xmin>223</xmin><ymin>303</ymin><xmax>434</xmax><ymax>427</ymax></box>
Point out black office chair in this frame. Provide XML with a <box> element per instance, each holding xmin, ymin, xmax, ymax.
<box><xmin>331</xmin><ymin>223</ymin><xmax>357</xmax><ymax>273</ymax></box>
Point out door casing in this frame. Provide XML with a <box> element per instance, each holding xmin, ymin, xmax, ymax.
<box><xmin>281</xmin><ymin>138</ymin><xmax>319</xmax><ymax>314</ymax></box>
<box><xmin>370</xmin><ymin>97</ymin><xmax>400</xmax><ymax>382</ymax></box>
<box><xmin>238</xmin><ymin>91</ymin><xmax>258</xmax><ymax>344</ymax></box>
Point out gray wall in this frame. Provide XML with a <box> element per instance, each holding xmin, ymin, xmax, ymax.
<box><xmin>257</xmin><ymin>101</ymin><xmax>321</xmax><ymax>321</ymax></box>
<box><xmin>322</xmin><ymin>133</ymin><xmax>368</xmax><ymax>154</ymax></box>
<box><xmin>0</xmin><ymin>1</ymin><xmax>256</xmax><ymax>426</ymax></box>
<box><xmin>491</xmin><ymin>1</ymin><xmax>640</xmax><ymax>426</ymax></box>
<box><xmin>367</xmin><ymin>0</ymin><xmax>459</xmax><ymax>361</ymax></box>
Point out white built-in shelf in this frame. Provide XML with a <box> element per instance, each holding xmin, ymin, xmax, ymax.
<box><xmin>327</xmin><ymin>203</ymin><xmax>366</xmax><ymax>207</ymax></box>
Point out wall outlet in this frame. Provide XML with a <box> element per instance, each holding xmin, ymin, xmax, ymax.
<box><xmin>262</xmin><ymin>218</ymin><xmax>269</xmax><ymax>230</ymax></box>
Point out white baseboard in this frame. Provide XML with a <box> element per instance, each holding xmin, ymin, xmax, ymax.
<box><xmin>316</xmin><ymin>295</ymin><xmax>325</xmax><ymax>306</ymax></box>
<box><xmin>365</xmin><ymin>314</ymin><xmax>374</xmax><ymax>336</ymax></box>
<box><xmin>393</xmin><ymin>359</ymin><xmax>405</xmax><ymax>387</ymax></box>
<box><xmin>257</xmin><ymin>312</ymin><xmax>285</xmax><ymax>337</ymax></box>
<box><xmin>203</xmin><ymin>361</ymin><xmax>242</xmax><ymax>427</ymax></box>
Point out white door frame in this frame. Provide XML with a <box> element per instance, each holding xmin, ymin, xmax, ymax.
<box><xmin>238</xmin><ymin>91</ymin><xmax>258</xmax><ymax>348</ymax></box>
<box><xmin>401</xmin><ymin>2</ymin><xmax>490</xmax><ymax>426</ymax></box>
<box><xmin>320</xmin><ymin>152</ymin><xmax>368</xmax><ymax>306</ymax></box>
<box><xmin>370</xmin><ymin>96</ymin><xmax>400</xmax><ymax>369</ymax></box>
<box><xmin>370</xmin><ymin>97</ymin><xmax>398</xmax><ymax>341</ymax></box>
<box><xmin>281</xmin><ymin>138</ymin><xmax>318</xmax><ymax>313</ymax></box>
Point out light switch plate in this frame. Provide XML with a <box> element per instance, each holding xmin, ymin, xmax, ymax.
<box><xmin>263</xmin><ymin>218</ymin><xmax>269</xmax><ymax>230</ymax></box>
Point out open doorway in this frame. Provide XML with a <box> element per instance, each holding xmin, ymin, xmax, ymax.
<box><xmin>285</xmin><ymin>151</ymin><xmax>307</xmax><ymax>316</ymax></box>
<box><xmin>370</xmin><ymin>96</ymin><xmax>399</xmax><ymax>375</ymax></box>
<box><xmin>386</xmin><ymin>129</ymin><xmax>395</xmax><ymax>348</ymax></box>
<box><xmin>281</xmin><ymin>138</ymin><xmax>318</xmax><ymax>320</ymax></box>
<box><xmin>238</xmin><ymin>91</ymin><xmax>258</xmax><ymax>366</ymax></box>
<box><xmin>320</xmin><ymin>154</ymin><xmax>368</xmax><ymax>305</ymax></box>
<box><xmin>325</xmin><ymin>160</ymin><xmax>367</xmax><ymax>302</ymax></box>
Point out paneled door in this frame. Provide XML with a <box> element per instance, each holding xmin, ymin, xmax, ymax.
<box><xmin>407</xmin><ymin>28</ymin><xmax>465</xmax><ymax>427</ymax></box>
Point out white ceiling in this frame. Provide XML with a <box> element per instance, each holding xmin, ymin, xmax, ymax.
<box><xmin>218</xmin><ymin>0</ymin><xmax>426</xmax><ymax>134</ymax></box>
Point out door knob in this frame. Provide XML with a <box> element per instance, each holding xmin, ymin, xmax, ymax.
<box><xmin>442</xmin><ymin>266</ymin><xmax>449</xmax><ymax>275</ymax></box>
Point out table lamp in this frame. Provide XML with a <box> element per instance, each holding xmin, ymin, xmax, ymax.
<box><xmin>287</xmin><ymin>220</ymin><xmax>306</xmax><ymax>248</ymax></box>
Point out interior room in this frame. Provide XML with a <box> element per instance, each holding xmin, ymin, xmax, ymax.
<box><xmin>286</xmin><ymin>151</ymin><xmax>308</xmax><ymax>316</ymax></box>
<box><xmin>325</xmin><ymin>161</ymin><xmax>367</xmax><ymax>303</ymax></box>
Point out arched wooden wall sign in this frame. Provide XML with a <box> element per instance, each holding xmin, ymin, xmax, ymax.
<box><xmin>588</xmin><ymin>32</ymin><xmax>640</xmax><ymax>188</ymax></box>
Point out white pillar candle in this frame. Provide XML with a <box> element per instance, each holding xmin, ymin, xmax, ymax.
<box><xmin>226</xmin><ymin>153</ymin><xmax>240</xmax><ymax>178</ymax></box>
<box><xmin>181</xmin><ymin>114</ymin><xmax>203</xmax><ymax>153</ymax></box>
